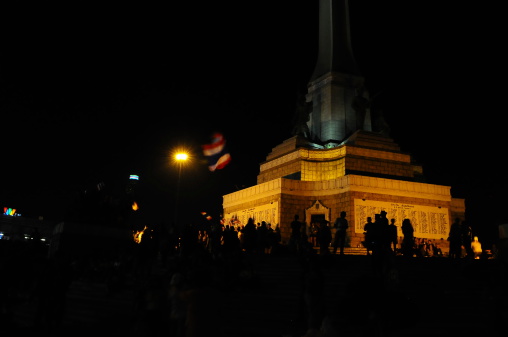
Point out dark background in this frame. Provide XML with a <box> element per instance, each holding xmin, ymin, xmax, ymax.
<box><xmin>1</xmin><ymin>1</ymin><xmax>504</xmax><ymax>245</ymax></box>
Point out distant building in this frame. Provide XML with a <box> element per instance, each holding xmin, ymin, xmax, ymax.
<box><xmin>0</xmin><ymin>213</ymin><xmax>56</xmax><ymax>246</ymax></box>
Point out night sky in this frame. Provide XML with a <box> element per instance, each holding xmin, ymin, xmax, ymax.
<box><xmin>1</xmin><ymin>2</ymin><xmax>504</xmax><ymax>244</ymax></box>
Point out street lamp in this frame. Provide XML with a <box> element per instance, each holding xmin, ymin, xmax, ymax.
<box><xmin>173</xmin><ymin>151</ymin><xmax>189</xmax><ymax>226</ymax></box>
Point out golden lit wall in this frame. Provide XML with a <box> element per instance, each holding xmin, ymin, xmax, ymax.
<box><xmin>354</xmin><ymin>199</ymin><xmax>450</xmax><ymax>240</ymax></box>
<box><xmin>258</xmin><ymin>144</ymin><xmax>416</xmax><ymax>184</ymax></box>
<box><xmin>223</xmin><ymin>175</ymin><xmax>461</xmax><ymax>247</ymax></box>
<box><xmin>235</xmin><ymin>134</ymin><xmax>463</xmax><ymax>250</ymax></box>
<box><xmin>301</xmin><ymin>159</ymin><xmax>345</xmax><ymax>181</ymax></box>
<box><xmin>346</xmin><ymin>156</ymin><xmax>414</xmax><ymax>178</ymax></box>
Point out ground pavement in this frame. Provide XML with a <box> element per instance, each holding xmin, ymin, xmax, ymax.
<box><xmin>5</xmin><ymin>251</ymin><xmax>507</xmax><ymax>337</ymax></box>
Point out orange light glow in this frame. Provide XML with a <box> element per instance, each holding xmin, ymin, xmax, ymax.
<box><xmin>171</xmin><ymin>148</ymin><xmax>191</xmax><ymax>167</ymax></box>
<box><xmin>133</xmin><ymin>225</ymin><xmax>147</xmax><ymax>244</ymax></box>
<box><xmin>175</xmin><ymin>152</ymin><xmax>188</xmax><ymax>161</ymax></box>
<box><xmin>132</xmin><ymin>201</ymin><xmax>139</xmax><ymax>211</ymax></box>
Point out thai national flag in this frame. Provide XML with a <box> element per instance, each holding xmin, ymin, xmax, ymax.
<box><xmin>202</xmin><ymin>132</ymin><xmax>231</xmax><ymax>171</ymax></box>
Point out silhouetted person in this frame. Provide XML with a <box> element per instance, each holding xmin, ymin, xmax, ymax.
<box><xmin>433</xmin><ymin>243</ymin><xmax>444</xmax><ymax>257</ymax></box>
<box><xmin>332</xmin><ymin>211</ymin><xmax>348</xmax><ymax>255</ymax></box>
<box><xmin>388</xmin><ymin>218</ymin><xmax>398</xmax><ymax>253</ymax></box>
<box><xmin>363</xmin><ymin>216</ymin><xmax>375</xmax><ymax>255</ymax></box>
<box><xmin>308</xmin><ymin>221</ymin><xmax>318</xmax><ymax>247</ymax></box>
<box><xmin>222</xmin><ymin>225</ymin><xmax>240</xmax><ymax>256</ymax></box>
<box><xmin>289</xmin><ymin>214</ymin><xmax>303</xmax><ymax>254</ymax></box>
<box><xmin>370</xmin><ymin>213</ymin><xmax>390</xmax><ymax>277</ymax></box>
<box><xmin>272</xmin><ymin>224</ymin><xmax>282</xmax><ymax>255</ymax></box>
<box><xmin>448</xmin><ymin>218</ymin><xmax>462</xmax><ymax>259</ymax></box>
<box><xmin>207</xmin><ymin>222</ymin><xmax>223</xmax><ymax>258</ymax></box>
<box><xmin>299</xmin><ymin>224</ymin><xmax>314</xmax><ymax>256</ymax></box>
<box><xmin>378</xmin><ymin>210</ymin><xmax>390</xmax><ymax>249</ymax></box>
<box><xmin>264</xmin><ymin>223</ymin><xmax>275</xmax><ymax>254</ymax></box>
<box><xmin>241</xmin><ymin>218</ymin><xmax>257</xmax><ymax>254</ymax></box>
<box><xmin>316</xmin><ymin>220</ymin><xmax>332</xmax><ymax>255</ymax></box>
<box><xmin>401</xmin><ymin>218</ymin><xmax>415</xmax><ymax>258</ymax></box>
<box><xmin>461</xmin><ymin>220</ymin><xmax>474</xmax><ymax>259</ymax></box>
<box><xmin>257</xmin><ymin>221</ymin><xmax>270</xmax><ymax>255</ymax></box>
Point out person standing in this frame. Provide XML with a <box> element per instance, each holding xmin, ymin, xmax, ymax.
<box><xmin>401</xmin><ymin>218</ymin><xmax>414</xmax><ymax>258</ymax></box>
<box><xmin>289</xmin><ymin>214</ymin><xmax>303</xmax><ymax>254</ymax></box>
<box><xmin>363</xmin><ymin>217</ymin><xmax>375</xmax><ymax>256</ymax></box>
<box><xmin>448</xmin><ymin>218</ymin><xmax>462</xmax><ymax>259</ymax></box>
<box><xmin>371</xmin><ymin>212</ymin><xmax>391</xmax><ymax>278</ymax></box>
<box><xmin>461</xmin><ymin>220</ymin><xmax>474</xmax><ymax>259</ymax></box>
<box><xmin>378</xmin><ymin>211</ymin><xmax>390</xmax><ymax>249</ymax></box>
<box><xmin>257</xmin><ymin>221</ymin><xmax>270</xmax><ymax>255</ymax></box>
<box><xmin>471</xmin><ymin>236</ymin><xmax>482</xmax><ymax>259</ymax></box>
<box><xmin>272</xmin><ymin>224</ymin><xmax>282</xmax><ymax>254</ymax></box>
<box><xmin>332</xmin><ymin>211</ymin><xmax>349</xmax><ymax>255</ymax></box>
<box><xmin>241</xmin><ymin>218</ymin><xmax>257</xmax><ymax>254</ymax></box>
<box><xmin>308</xmin><ymin>221</ymin><xmax>318</xmax><ymax>247</ymax></box>
<box><xmin>316</xmin><ymin>219</ymin><xmax>332</xmax><ymax>255</ymax></box>
<box><xmin>388</xmin><ymin>218</ymin><xmax>398</xmax><ymax>254</ymax></box>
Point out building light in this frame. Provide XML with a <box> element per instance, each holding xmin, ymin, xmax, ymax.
<box><xmin>3</xmin><ymin>207</ymin><xmax>17</xmax><ymax>216</ymax></box>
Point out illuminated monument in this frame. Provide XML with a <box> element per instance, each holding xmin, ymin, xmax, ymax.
<box><xmin>222</xmin><ymin>0</ymin><xmax>464</xmax><ymax>250</ymax></box>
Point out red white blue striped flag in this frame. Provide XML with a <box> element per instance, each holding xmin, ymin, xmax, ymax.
<box><xmin>202</xmin><ymin>132</ymin><xmax>231</xmax><ymax>171</ymax></box>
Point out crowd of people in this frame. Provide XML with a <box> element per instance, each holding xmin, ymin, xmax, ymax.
<box><xmin>361</xmin><ymin>214</ymin><xmax>484</xmax><ymax>260</ymax></box>
<box><xmin>0</xmin><ymin>217</ymin><xmax>291</xmax><ymax>336</ymax></box>
<box><xmin>0</xmin><ymin>212</ymin><xmax>490</xmax><ymax>336</ymax></box>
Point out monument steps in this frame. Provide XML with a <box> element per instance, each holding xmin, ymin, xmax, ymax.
<box><xmin>312</xmin><ymin>246</ymin><xmax>368</xmax><ymax>255</ymax></box>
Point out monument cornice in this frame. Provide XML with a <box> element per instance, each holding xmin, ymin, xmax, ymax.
<box><xmin>223</xmin><ymin>175</ymin><xmax>451</xmax><ymax>208</ymax></box>
<box><xmin>259</xmin><ymin>145</ymin><xmax>411</xmax><ymax>173</ymax></box>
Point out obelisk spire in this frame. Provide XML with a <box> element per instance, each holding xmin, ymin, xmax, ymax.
<box><xmin>305</xmin><ymin>0</ymin><xmax>372</xmax><ymax>147</ymax></box>
<box><xmin>311</xmin><ymin>0</ymin><xmax>360</xmax><ymax>81</ymax></box>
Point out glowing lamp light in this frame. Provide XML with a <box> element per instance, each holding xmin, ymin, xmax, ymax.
<box><xmin>132</xmin><ymin>201</ymin><xmax>139</xmax><ymax>211</ymax></box>
<box><xmin>129</xmin><ymin>174</ymin><xmax>139</xmax><ymax>180</ymax></box>
<box><xmin>175</xmin><ymin>153</ymin><xmax>188</xmax><ymax>161</ymax></box>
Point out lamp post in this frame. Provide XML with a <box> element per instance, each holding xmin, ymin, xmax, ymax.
<box><xmin>174</xmin><ymin>151</ymin><xmax>189</xmax><ymax>226</ymax></box>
